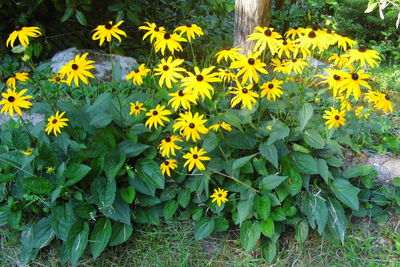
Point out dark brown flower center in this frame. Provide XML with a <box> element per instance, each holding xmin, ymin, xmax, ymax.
<box><xmin>189</xmin><ymin>123</ymin><xmax>195</xmax><ymax>128</ymax></box>
<box><xmin>71</xmin><ymin>64</ymin><xmax>78</xmax><ymax>70</ymax></box>
<box><xmin>312</xmin><ymin>26</ymin><xmax>319</xmax><ymax>31</ymax></box>
<box><xmin>292</xmin><ymin>59</ymin><xmax>297</xmax><ymax>63</ymax></box>
<box><xmin>52</xmin><ymin>119</ymin><xmax>58</xmax><ymax>124</ymax></box>
<box><xmin>333</xmin><ymin>75</ymin><xmax>341</xmax><ymax>81</ymax></box>
<box><xmin>385</xmin><ymin>95</ymin><xmax>390</xmax><ymax>100</ymax></box>
<box><xmin>351</xmin><ymin>73</ymin><xmax>359</xmax><ymax>80</ymax></box>
<box><xmin>283</xmin><ymin>40</ymin><xmax>288</xmax><ymax>45</ymax></box>
<box><xmin>225</xmin><ymin>71</ymin><xmax>229</xmax><ymax>74</ymax></box>
<box><xmin>163</xmin><ymin>65</ymin><xmax>169</xmax><ymax>71</ymax></box>
<box><xmin>186</xmin><ymin>24</ymin><xmax>192</xmax><ymax>28</ymax></box>
<box><xmin>334</xmin><ymin>115</ymin><xmax>340</xmax><ymax>120</ymax></box>
<box><xmin>327</xmin><ymin>29</ymin><xmax>332</xmax><ymax>34</ymax></box>
<box><xmin>248</xmin><ymin>58</ymin><xmax>255</xmax><ymax>65</ymax></box>
<box><xmin>154</xmin><ymin>27</ymin><xmax>160</xmax><ymax>32</ymax></box>
<box><xmin>134</xmin><ymin>69</ymin><xmax>140</xmax><ymax>73</ymax></box>
<box><xmin>7</xmin><ymin>96</ymin><xmax>15</xmax><ymax>102</ymax></box>
<box><xmin>218</xmin><ymin>194</ymin><xmax>222</xmax><ymax>197</ymax></box>
<box><xmin>242</xmin><ymin>88</ymin><xmax>248</xmax><ymax>94</ymax></box>
<box><xmin>358</xmin><ymin>45</ymin><xmax>366</xmax><ymax>52</ymax></box>
<box><xmin>293</xmin><ymin>27</ymin><xmax>298</xmax><ymax>30</ymax></box>
<box><xmin>135</xmin><ymin>106</ymin><xmax>139</xmax><ymax>109</ymax></box>
<box><xmin>196</xmin><ymin>75</ymin><xmax>204</xmax><ymax>82</ymax></box>
<box><xmin>164</xmin><ymin>160</ymin><xmax>169</xmax><ymax>165</ymax></box>
<box><xmin>165</xmin><ymin>137</ymin><xmax>171</xmax><ymax>142</ymax></box>
<box><xmin>264</xmin><ymin>29</ymin><xmax>272</xmax><ymax>36</ymax></box>
<box><xmin>225</xmin><ymin>47</ymin><xmax>231</xmax><ymax>51</ymax></box>
<box><xmin>268</xmin><ymin>83</ymin><xmax>274</xmax><ymax>89</ymax></box>
<box><xmin>153</xmin><ymin>110</ymin><xmax>158</xmax><ymax>115</ymax></box>
<box><xmin>15</xmin><ymin>26</ymin><xmax>22</xmax><ymax>31</ymax></box>
<box><xmin>308</xmin><ymin>31</ymin><xmax>316</xmax><ymax>38</ymax></box>
<box><xmin>193</xmin><ymin>154</ymin><xmax>198</xmax><ymax>159</ymax></box>
<box><xmin>164</xmin><ymin>33</ymin><xmax>171</xmax><ymax>40</ymax></box>
<box><xmin>178</xmin><ymin>90</ymin><xmax>185</xmax><ymax>97</ymax></box>
<box><xmin>55</xmin><ymin>76</ymin><xmax>61</xmax><ymax>81</ymax></box>
<box><xmin>105</xmin><ymin>23</ymin><xmax>113</xmax><ymax>30</ymax></box>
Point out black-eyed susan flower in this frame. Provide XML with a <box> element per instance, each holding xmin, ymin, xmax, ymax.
<box><xmin>297</xmin><ymin>29</ymin><xmax>328</xmax><ymax>52</ymax></box>
<box><xmin>217</xmin><ymin>68</ymin><xmax>236</xmax><ymax>83</ymax></box>
<box><xmin>173</xmin><ymin>111</ymin><xmax>209</xmax><ymax>142</ymax></box>
<box><xmin>228</xmin><ymin>82</ymin><xmax>259</xmax><ymax>110</ymax></box>
<box><xmin>139</xmin><ymin>22</ymin><xmax>166</xmax><ymax>43</ymax></box>
<box><xmin>183</xmin><ymin>146</ymin><xmax>210</xmax><ymax>172</ymax></box>
<box><xmin>247</xmin><ymin>26</ymin><xmax>281</xmax><ymax>54</ymax></box>
<box><xmin>345</xmin><ymin>45</ymin><xmax>381</xmax><ymax>68</ymax></box>
<box><xmin>275</xmin><ymin>39</ymin><xmax>296</xmax><ymax>58</ymax></box>
<box><xmin>230</xmin><ymin>51</ymin><xmax>268</xmax><ymax>84</ymax></box>
<box><xmin>20</xmin><ymin>148</ymin><xmax>33</xmax><ymax>156</ymax></box>
<box><xmin>334</xmin><ymin>35</ymin><xmax>357</xmax><ymax>51</ymax></box>
<box><xmin>92</xmin><ymin>21</ymin><xmax>127</xmax><ymax>46</ymax></box>
<box><xmin>284</xmin><ymin>58</ymin><xmax>308</xmax><ymax>75</ymax></box>
<box><xmin>215</xmin><ymin>46</ymin><xmax>241</xmax><ymax>63</ymax></box>
<box><xmin>0</xmin><ymin>88</ymin><xmax>32</xmax><ymax>117</ymax></box>
<box><xmin>154</xmin><ymin>57</ymin><xmax>186</xmax><ymax>88</ymax></box>
<box><xmin>145</xmin><ymin>105</ymin><xmax>172</xmax><ymax>129</ymax></box>
<box><xmin>168</xmin><ymin>90</ymin><xmax>197</xmax><ymax>110</ymax></box>
<box><xmin>328</xmin><ymin>53</ymin><xmax>349</xmax><ymax>69</ymax></box>
<box><xmin>336</xmin><ymin>95</ymin><xmax>352</xmax><ymax>112</ymax></box>
<box><xmin>323</xmin><ymin>107</ymin><xmax>346</xmax><ymax>129</ymax></box>
<box><xmin>160</xmin><ymin>159</ymin><xmax>178</xmax><ymax>177</ymax></box>
<box><xmin>158</xmin><ymin>135</ymin><xmax>182</xmax><ymax>158</ymax></box>
<box><xmin>6</xmin><ymin>26</ymin><xmax>41</xmax><ymax>47</ymax></box>
<box><xmin>271</xmin><ymin>58</ymin><xmax>290</xmax><ymax>74</ymax></box>
<box><xmin>126</xmin><ymin>64</ymin><xmax>151</xmax><ymax>86</ymax></box>
<box><xmin>260</xmin><ymin>79</ymin><xmax>284</xmax><ymax>101</ymax></box>
<box><xmin>48</xmin><ymin>73</ymin><xmax>66</xmax><ymax>84</ymax></box>
<box><xmin>209</xmin><ymin>122</ymin><xmax>232</xmax><ymax>132</ymax></box>
<box><xmin>181</xmin><ymin>66</ymin><xmax>220</xmax><ymax>101</ymax></box>
<box><xmin>365</xmin><ymin>91</ymin><xmax>384</xmax><ymax>104</ymax></box>
<box><xmin>339</xmin><ymin>70</ymin><xmax>371</xmax><ymax>100</ymax></box>
<box><xmin>355</xmin><ymin>106</ymin><xmax>370</xmax><ymax>118</ymax></box>
<box><xmin>59</xmin><ymin>53</ymin><xmax>95</xmax><ymax>87</ymax></box>
<box><xmin>154</xmin><ymin>32</ymin><xmax>186</xmax><ymax>55</ymax></box>
<box><xmin>174</xmin><ymin>24</ymin><xmax>203</xmax><ymax>42</ymax></box>
<box><xmin>210</xmin><ymin>188</ymin><xmax>229</xmax><ymax>207</ymax></box>
<box><xmin>374</xmin><ymin>94</ymin><xmax>393</xmax><ymax>113</ymax></box>
<box><xmin>284</xmin><ymin>27</ymin><xmax>305</xmax><ymax>39</ymax></box>
<box><xmin>45</xmin><ymin>111</ymin><xmax>69</xmax><ymax>136</ymax></box>
<box><xmin>316</xmin><ymin>69</ymin><xmax>347</xmax><ymax>97</ymax></box>
<box><xmin>6</xmin><ymin>72</ymin><xmax>29</xmax><ymax>89</ymax></box>
<box><xmin>129</xmin><ymin>101</ymin><xmax>146</xmax><ymax>117</ymax></box>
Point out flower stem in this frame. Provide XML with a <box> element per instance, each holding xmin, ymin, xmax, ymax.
<box><xmin>208</xmin><ymin>168</ymin><xmax>259</xmax><ymax>193</ymax></box>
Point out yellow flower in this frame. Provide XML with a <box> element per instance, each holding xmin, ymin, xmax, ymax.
<box><xmin>174</xmin><ymin>24</ymin><xmax>203</xmax><ymax>42</ymax></box>
<box><xmin>139</xmin><ymin>22</ymin><xmax>166</xmax><ymax>43</ymax></box>
<box><xmin>365</xmin><ymin>91</ymin><xmax>384</xmax><ymax>103</ymax></box>
<box><xmin>145</xmin><ymin>105</ymin><xmax>172</xmax><ymax>129</ymax></box>
<box><xmin>129</xmin><ymin>101</ymin><xmax>146</xmax><ymax>117</ymax></box>
<box><xmin>230</xmin><ymin>51</ymin><xmax>268</xmax><ymax>84</ymax></box>
<box><xmin>323</xmin><ymin>107</ymin><xmax>346</xmax><ymax>129</ymax></box>
<box><xmin>183</xmin><ymin>146</ymin><xmax>210</xmax><ymax>172</ymax></box>
<box><xmin>210</xmin><ymin>188</ymin><xmax>229</xmax><ymax>207</ymax></box>
<box><xmin>158</xmin><ymin>135</ymin><xmax>183</xmax><ymax>158</ymax></box>
<box><xmin>374</xmin><ymin>94</ymin><xmax>393</xmax><ymax>113</ymax></box>
<box><xmin>345</xmin><ymin>45</ymin><xmax>381</xmax><ymax>68</ymax></box>
<box><xmin>275</xmin><ymin>39</ymin><xmax>296</xmax><ymax>59</ymax></box>
<box><xmin>154</xmin><ymin>57</ymin><xmax>186</xmax><ymax>88</ymax></box>
<box><xmin>328</xmin><ymin>53</ymin><xmax>349</xmax><ymax>69</ymax></box>
<box><xmin>271</xmin><ymin>58</ymin><xmax>290</xmax><ymax>74</ymax></box>
<box><xmin>45</xmin><ymin>111</ymin><xmax>69</xmax><ymax>136</ymax></box>
<box><xmin>355</xmin><ymin>106</ymin><xmax>370</xmax><ymax>118</ymax></box>
<box><xmin>334</xmin><ymin>35</ymin><xmax>357</xmax><ymax>51</ymax></box>
<box><xmin>336</xmin><ymin>95</ymin><xmax>352</xmax><ymax>112</ymax></box>
<box><xmin>6</xmin><ymin>72</ymin><xmax>29</xmax><ymax>89</ymax></box>
<box><xmin>209</xmin><ymin>122</ymin><xmax>232</xmax><ymax>132</ymax></box>
<box><xmin>316</xmin><ymin>69</ymin><xmax>347</xmax><ymax>97</ymax></box>
<box><xmin>126</xmin><ymin>64</ymin><xmax>151</xmax><ymax>86</ymax></box>
<box><xmin>181</xmin><ymin>66</ymin><xmax>220</xmax><ymax>101</ymax></box>
<box><xmin>154</xmin><ymin>32</ymin><xmax>187</xmax><ymax>55</ymax></box>
<box><xmin>6</xmin><ymin>26</ymin><xmax>41</xmax><ymax>47</ymax></box>
<box><xmin>339</xmin><ymin>70</ymin><xmax>371</xmax><ymax>100</ymax></box>
<box><xmin>217</xmin><ymin>68</ymin><xmax>236</xmax><ymax>83</ymax></box>
<box><xmin>48</xmin><ymin>73</ymin><xmax>66</xmax><ymax>84</ymax></box>
<box><xmin>21</xmin><ymin>148</ymin><xmax>33</xmax><ymax>156</ymax></box>
<box><xmin>215</xmin><ymin>46</ymin><xmax>242</xmax><ymax>63</ymax></box>
<box><xmin>168</xmin><ymin>90</ymin><xmax>197</xmax><ymax>110</ymax></box>
<box><xmin>284</xmin><ymin>27</ymin><xmax>305</xmax><ymax>39</ymax></box>
<box><xmin>173</xmin><ymin>111</ymin><xmax>209</xmax><ymax>142</ymax></box>
<box><xmin>228</xmin><ymin>82</ymin><xmax>259</xmax><ymax>110</ymax></box>
<box><xmin>284</xmin><ymin>58</ymin><xmax>308</xmax><ymax>75</ymax></box>
<box><xmin>0</xmin><ymin>88</ymin><xmax>32</xmax><ymax>117</ymax></box>
<box><xmin>246</xmin><ymin>26</ymin><xmax>281</xmax><ymax>54</ymax></box>
<box><xmin>160</xmin><ymin>159</ymin><xmax>178</xmax><ymax>177</ymax></box>
<box><xmin>59</xmin><ymin>53</ymin><xmax>95</xmax><ymax>87</ymax></box>
<box><xmin>46</xmin><ymin>167</ymin><xmax>56</xmax><ymax>174</ymax></box>
<box><xmin>260</xmin><ymin>79</ymin><xmax>284</xmax><ymax>101</ymax></box>
<box><xmin>92</xmin><ymin>21</ymin><xmax>127</xmax><ymax>46</ymax></box>
<box><xmin>297</xmin><ymin>29</ymin><xmax>329</xmax><ymax>52</ymax></box>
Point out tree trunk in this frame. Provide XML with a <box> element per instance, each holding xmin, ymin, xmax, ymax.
<box><xmin>233</xmin><ymin>0</ymin><xmax>272</xmax><ymax>55</ymax></box>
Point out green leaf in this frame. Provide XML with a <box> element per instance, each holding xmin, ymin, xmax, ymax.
<box><xmin>298</xmin><ymin>103</ymin><xmax>313</xmax><ymax>131</ymax></box>
<box><xmin>90</xmin><ymin>218</ymin><xmax>112</xmax><ymax>260</ymax></box>
<box><xmin>222</xmin><ymin>112</ymin><xmax>242</xmax><ymax>130</ymax></box>
<box><xmin>261</xmin><ymin>239</ymin><xmax>277</xmax><ymax>263</ymax></box>
<box><xmin>260</xmin><ymin>218</ymin><xmax>274</xmax><ymax>237</ymax></box>
<box><xmin>240</xmin><ymin>221</ymin><xmax>261</xmax><ymax>252</ymax></box>
<box><xmin>12</xmin><ymin>130</ymin><xmax>30</xmax><ymax>149</ymax></box>
<box><xmin>214</xmin><ymin>217</ymin><xmax>229</xmax><ymax>232</ymax></box>
<box><xmin>66</xmin><ymin>221</ymin><xmax>89</xmax><ymax>266</ymax></box>
<box><xmin>284</xmin><ymin>168</ymin><xmax>302</xmax><ymax>196</ymax></box>
<box><xmin>136</xmin><ymin>159</ymin><xmax>165</xmax><ymax>189</ymax></box>
<box><xmin>303</xmin><ymin>129</ymin><xmax>325</xmax><ymax>149</ymax></box>
<box><xmin>202</xmin><ymin>131</ymin><xmax>219</xmax><ymax>152</ymax></box>
<box><xmin>75</xmin><ymin>10</ymin><xmax>87</xmax><ymax>25</ymax></box>
<box><xmin>163</xmin><ymin>200</ymin><xmax>179</xmax><ymax>220</ymax></box>
<box><xmin>292</xmin><ymin>143</ymin><xmax>311</xmax><ymax>154</ymax></box>
<box><xmin>330</xmin><ymin>179</ymin><xmax>360</xmax><ymax>210</ymax></box>
<box><xmin>393</xmin><ymin>177</ymin><xmax>400</xmax><ymax>187</ymax></box>
<box><xmin>259</xmin><ymin>143</ymin><xmax>279</xmax><ymax>169</ymax></box>
<box><xmin>237</xmin><ymin>199</ymin><xmax>252</xmax><ymax>225</ymax></box>
<box><xmin>21</xmin><ymin>218</ymin><xmax>55</xmax><ymax>250</ymax></box>
<box><xmin>232</xmin><ymin>153</ymin><xmax>258</xmax><ymax>171</ymax></box>
<box><xmin>317</xmin><ymin>159</ymin><xmax>331</xmax><ymax>183</ymax></box>
<box><xmin>177</xmin><ymin>189</ymin><xmax>191</xmax><ymax>208</ymax></box>
<box><xmin>117</xmin><ymin>141</ymin><xmax>149</xmax><ymax>157</ymax></box>
<box><xmin>64</xmin><ymin>164</ymin><xmax>91</xmax><ymax>186</ymax></box>
<box><xmin>194</xmin><ymin>217</ymin><xmax>215</xmax><ymax>240</ymax></box>
<box><xmin>343</xmin><ymin>165</ymin><xmax>375</xmax><ymax>179</ymax></box>
<box><xmin>90</xmin><ymin>112</ymin><xmax>113</xmax><ymax>128</ymax></box>
<box><xmin>225</xmin><ymin>131</ymin><xmax>256</xmax><ymax>150</ymax></box>
<box><xmin>260</xmin><ymin>175</ymin><xmax>288</xmax><ymax>190</ymax></box>
<box><xmin>91</xmin><ymin>177</ymin><xmax>116</xmax><ymax>208</ymax></box>
<box><xmin>254</xmin><ymin>195</ymin><xmax>271</xmax><ymax>220</ymax></box>
<box><xmin>50</xmin><ymin>203</ymin><xmax>75</xmax><ymax>241</ymax></box>
<box><xmin>267</xmin><ymin>124</ymin><xmax>290</xmax><ymax>145</ymax></box>
<box><xmin>21</xmin><ymin>177</ymin><xmax>54</xmax><ymax>194</ymax></box>
<box><xmin>0</xmin><ymin>173</ymin><xmax>15</xmax><ymax>182</ymax></box>
<box><xmin>120</xmin><ymin>186</ymin><xmax>136</xmax><ymax>204</ymax></box>
<box><xmin>295</xmin><ymin>220</ymin><xmax>309</xmax><ymax>243</ymax></box>
<box><xmin>61</xmin><ymin>7</ymin><xmax>74</xmax><ymax>22</ymax></box>
<box><xmin>104</xmin><ymin>151</ymin><xmax>126</xmax><ymax>180</ymax></box>
<box><xmin>327</xmin><ymin>198</ymin><xmax>347</xmax><ymax>242</ymax></box>
<box><xmin>102</xmin><ymin>195</ymin><xmax>131</xmax><ymax>225</ymax></box>
<box><xmin>109</xmin><ymin>222</ymin><xmax>133</xmax><ymax>246</ymax></box>
<box><xmin>290</xmin><ymin>152</ymin><xmax>318</xmax><ymax>175</ymax></box>
<box><xmin>253</xmin><ymin>157</ymin><xmax>269</xmax><ymax>176</ymax></box>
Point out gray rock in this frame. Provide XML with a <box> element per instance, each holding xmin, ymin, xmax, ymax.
<box><xmin>0</xmin><ymin>112</ymin><xmax>44</xmax><ymax>126</ymax></box>
<box><xmin>50</xmin><ymin>47</ymin><xmax>138</xmax><ymax>81</ymax></box>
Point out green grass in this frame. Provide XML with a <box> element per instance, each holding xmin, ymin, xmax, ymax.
<box><xmin>1</xmin><ymin>215</ymin><xmax>399</xmax><ymax>267</ymax></box>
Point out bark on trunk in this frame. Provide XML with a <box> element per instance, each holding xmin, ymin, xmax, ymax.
<box><xmin>233</xmin><ymin>0</ymin><xmax>272</xmax><ymax>55</ymax></box>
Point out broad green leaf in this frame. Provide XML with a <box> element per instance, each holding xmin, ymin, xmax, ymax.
<box><xmin>303</xmin><ymin>129</ymin><xmax>325</xmax><ymax>149</ymax></box>
<box><xmin>393</xmin><ymin>177</ymin><xmax>400</xmax><ymax>187</ymax></box>
<box><xmin>261</xmin><ymin>239</ymin><xmax>277</xmax><ymax>263</ymax></box>
<box><xmin>259</xmin><ymin>143</ymin><xmax>279</xmax><ymax>169</ymax></box>
<box><xmin>64</xmin><ymin>164</ymin><xmax>91</xmax><ymax>186</ymax></box>
<box><xmin>254</xmin><ymin>195</ymin><xmax>271</xmax><ymax>220</ymax></box>
<box><xmin>214</xmin><ymin>217</ymin><xmax>229</xmax><ymax>232</ymax></box>
<box><xmin>317</xmin><ymin>158</ymin><xmax>331</xmax><ymax>183</ymax></box>
<box><xmin>50</xmin><ymin>203</ymin><xmax>75</xmax><ymax>241</ymax></box>
<box><xmin>61</xmin><ymin>7</ymin><xmax>73</xmax><ymax>22</ymax></box>
<box><xmin>120</xmin><ymin>186</ymin><xmax>136</xmax><ymax>204</ymax></box>
<box><xmin>298</xmin><ymin>103</ymin><xmax>313</xmax><ymax>131</ymax></box>
<box><xmin>102</xmin><ymin>195</ymin><xmax>131</xmax><ymax>225</ymax></box>
<box><xmin>365</xmin><ymin>1</ymin><xmax>378</xmax><ymax>13</ymax></box>
<box><xmin>0</xmin><ymin>173</ymin><xmax>15</xmax><ymax>182</ymax></box>
<box><xmin>330</xmin><ymin>179</ymin><xmax>360</xmax><ymax>210</ymax></box>
<box><xmin>75</xmin><ymin>10</ymin><xmax>87</xmax><ymax>26</ymax></box>
<box><xmin>222</xmin><ymin>112</ymin><xmax>242</xmax><ymax>130</ymax></box>
<box><xmin>75</xmin><ymin>204</ymin><xmax>96</xmax><ymax>219</ymax></box>
<box><xmin>109</xmin><ymin>222</ymin><xmax>133</xmax><ymax>246</ymax></box>
<box><xmin>202</xmin><ymin>131</ymin><xmax>219</xmax><ymax>152</ymax></box>
<box><xmin>194</xmin><ymin>217</ymin><xmax>215</xmax><ymax>240</ymax></box>
<box><xmin>295</xmin><ymin>220</ymin><xmax>309</xmax><ymax>243</ymax></box>
<box><xmin>225</xmin><ymin>131</ymin><xmax>256</xmax><ymax>150</ymax></box>
<box><xmin>163</xmin><ymin>200</ymin><xmax>179</xmax><ymax>220</ymax></box>
<box><xmin>267</xmin><ymin>124</ymin><xmax>290</xmax><ymax>145</ymax></box>
<box><xmin>284</xmin><ymin>168</ymin><xmax>302</xmax><ymax>196</ymax></box>
<box><xmin>91</xmin><ymin>177</ymin><xmax>116</xmax><ymax>207</ymax></box>
<box><xmin>290</xmin><ymin>152</ymin><xmax>318</xmax><ymax>175</ymax></box>
<box><xmin>327</xmin><ymin>198</ymin><xmax>347</xmax><ymax>242</ymax></box>
<box><xmin>232</xmin><ymin>153</ymin><xmax>258</xmax><ymax>171</ymax></box>
<box><xmin>117</xmin><ymin>141</ymin><xmax>149</xmax><ymax>157</ymax></box>
<box><xmin>292</xmin><ymin>143</ymin><xmax>311</xmax><ymax>154</ymax></box>
<box><xmin>260</xmin><ymin>175</ymin><xmax>288</xmax><ymax>190</ymax></box>
<box><xmin>21</xmin><ymin>218</ymin><xmax>55</xmax><ymax>250</ymax></box>
<box><xmin>237</xmin><ymin>199</ymin><xmax>252</xmax><ymax>225</ymax></box>
<box><xmin>21</xmin><ymin>177</ymin><xmax>54</xmax><ymax>194</ymax></box>
<box><xmin>260</xmin><ymin>218</ymin><xmax>274</xmax><ymax>237</ymax></box>
<box><xmin>252</xmin><ymin>157</ymin><xmax>269</xmax><ymax>176</ymax></box>
<box><xmin>343</xmin><ymin>165</ymin><xmax>375</xmax><ymax>179</ymax></box>
<box><xmin>90</xmin><ymin>112</ymin><xmax>113</xmax><ymax>128</ymax></box>
<box><xmin>177</xmin><ymin>189</ymin><xmax>191</xmax><ymax>208</ymax></box>
<box><xmin>90</xmin><ymin>218</ymin><xmax>111</xmax><ymax>260</ymax></box>
<box><xmin>104</xmin><ymin>151</ymin><xmax>126</xmax><ymax>180</ymax></box>
<box><xmin>136</xmin><ymin>158</ymin><xmax>165</xmax><ymax>189</ymax></box>
<box><xmin>240</xmin><ymin>221</ymin><xmax>261</xmax><ymax>252</ymax></box>
<box><xmin>66</xmin><ymin>221</ymin><xmax>89</xmax><ymax>266</ymax></box>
